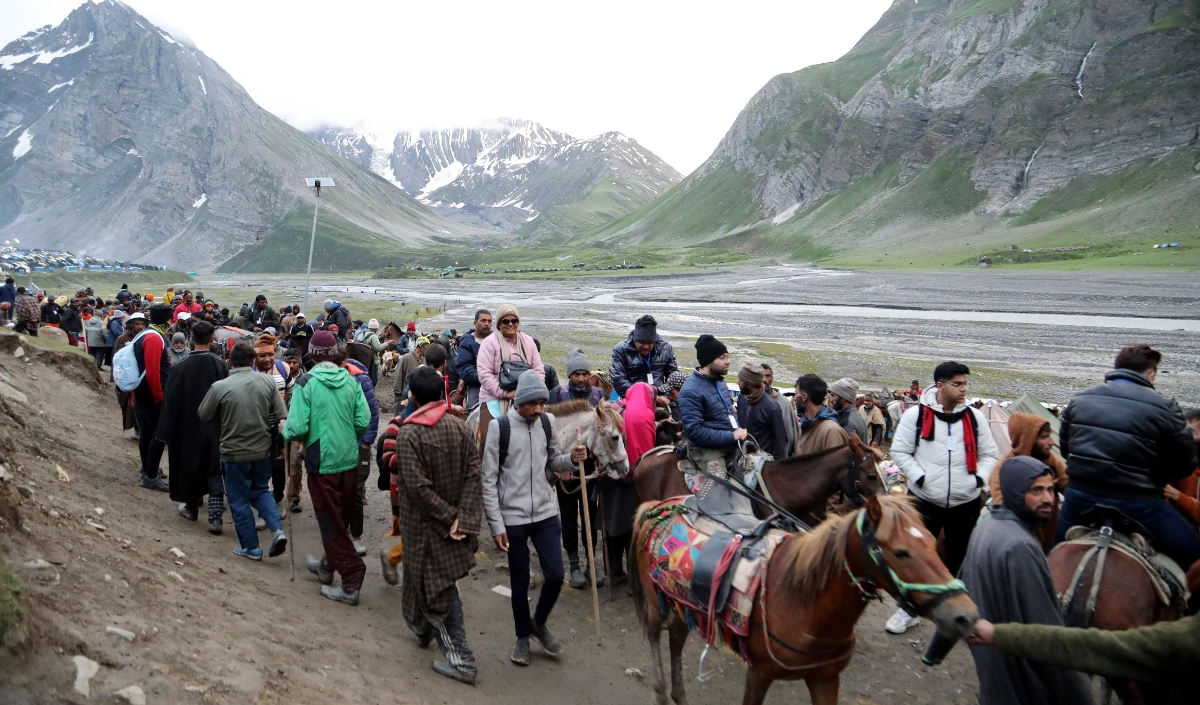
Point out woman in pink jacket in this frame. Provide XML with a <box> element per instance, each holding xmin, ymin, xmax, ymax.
<box><xmin>476</xmin><ymin>303</ymin><xmax>544</xmax><ymax>451</ymax></box>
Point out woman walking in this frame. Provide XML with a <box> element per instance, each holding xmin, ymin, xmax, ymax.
<box><xmin>475</xmin><ymin>304</ymin><xmax>544</xmax><ymax>452</ymax></box>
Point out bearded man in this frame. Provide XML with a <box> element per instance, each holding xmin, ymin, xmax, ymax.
<box><xmin>989</xmin><ymin>413</ymin><xmax>1068</xmax><ymax>551</ymax></box>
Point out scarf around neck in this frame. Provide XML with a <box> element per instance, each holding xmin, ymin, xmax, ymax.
<box><xmin>917</xmin><ymin>404</ymin><xmax>979</xmax><ymax>473</ymax></box>
<box><xmin>405</xmin><ymin>400</ymin><xmax>448</xmax><ymax>427</ymax></box>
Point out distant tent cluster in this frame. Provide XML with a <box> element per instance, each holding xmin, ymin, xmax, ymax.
<box><xmin>1152</xmin><ymin>243</ymin><xmax>1181</xmax><ymax>249</ymax></box>
<box><xmin>0</xmin><ymin>246</ymin><xmax>165</xmax><ymax>275</ymax></box>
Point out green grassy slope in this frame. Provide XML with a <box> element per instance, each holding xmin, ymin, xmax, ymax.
<box><xmin>220</xmin><ymin>206</ymin><xmax>400</xmax><ymax>273</ymax></box>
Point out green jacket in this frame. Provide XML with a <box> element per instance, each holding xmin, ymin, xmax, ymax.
<box><xmin>282</xmin><ymin>362</ymin><xmax>369</xmax><ymax>474</ymax></box>
<box><xmin>198</xmin><ymin>367</ymin><xmax>288</xmax><ymax>463</ymax></box>
<box><xmin>993</xmin><ymin>614</ymin><xmax>1200</xmax><ymax>705</ymax></box>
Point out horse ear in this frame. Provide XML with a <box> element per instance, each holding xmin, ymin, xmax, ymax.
<box><xmin>866</xmin><ymin>494</ymin><xmax>883</xmax><ymax>526</ymax></box>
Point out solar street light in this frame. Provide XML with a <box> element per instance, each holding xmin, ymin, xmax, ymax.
<box><xmin>302</xmin><ymin>178</ymin><xmax>334</xmax><ymax>311</ymax></box>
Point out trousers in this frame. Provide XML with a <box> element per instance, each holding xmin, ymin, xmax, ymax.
<box><xmin>909</xmin><ymin>492</ymin><xmax>983</xmax><ymax>576</ymax></box>
<box><xmin>350</xmin><ymin>445</ymin><xmax>371</xmax><ymax>538</ymax></box>
<box><xmin>134</xmin><ymin>400</ymin><xmax>165</xmax><ymax>479</ymax></box>
<box><xmin>556</xmin><ymin>479</ymin><xmax>598</xmax><ymax>558</ymax></box>
<box><xmin>283</xmin><ymin>440</ymin><xmax>305</xmax><ymax>502</ymax></box>
<box><xmin>407</xmin><ymin>587</ymin><xmax>475</xmax><ymax>674</ymax></box>
<box><xmin>506</xmin><ymin>516</ymin><xmax>565</xmax><ymax>638</ymax></box>
<box><xmin>308</xmin><ymin>469</ymin><xmax>366</xmax><ymax>592</ymax></box>
<box><xmin>223</xmin><ymin>457</ymin><xmax>280</xmax><ymax>549</ymax></box>
<box><xmin>1056</xmin><ymin>487</ymin><xmax>1200</xmax><ymax>570</ymax></box>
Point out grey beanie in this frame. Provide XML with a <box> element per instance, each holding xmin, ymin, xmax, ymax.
<box><xmin>514</xmin><ymin>369</ymin><xmax>550</xmax><ymax>406</ymax></box>
<box><xmin>323</xmin><ymin>298</ymin><xmax>334</xmax><ymax>311</ymax></box>
<box><xmin>828</xmin><ymin>377</ymin><xmax>860</xmax><ymax>403</ymax></box>
<box><xmin>566</xmin><ymin>348</ymin><xmax>590</xmax><ymax>376</ymax></box>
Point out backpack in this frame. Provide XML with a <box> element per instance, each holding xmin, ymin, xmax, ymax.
<box><xmin>497</xmin><ymin>413</ymin><xmax>553</xmax><ymax>470</ymax></box>
<box><xmin>112</xmin><ymin>329</ymin><xmax>153</xmax><ymax>392</ymax></box>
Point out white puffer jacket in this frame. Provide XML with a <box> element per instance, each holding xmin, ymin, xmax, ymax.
<box><xmin>892</xmin><ymin>388</ymin><xmax>999</xmax><ymax>508</ymax></box>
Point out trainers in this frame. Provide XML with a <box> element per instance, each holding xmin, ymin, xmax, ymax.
<box><xmin>268</xmin><ymin>529</ymin><xmax>288</xmax><ymax>558</ymax></box>
<box><xmin>289</xmin><ymin>499</ymin><xmax>302</xmax><ymax>515</ymax></box>
<box><xmin>432</xmin><ymin>660</ymin><xmax>477</xmax><ymax>685</ymax></box>
<box><xmin>380</xmin><ymin>548</ymin><xmax>400</xmax><ymax>586</ymax></box>
<box><xmin>305</xmin><ymin>555</ymin><xmax>334</xmax><ymax>585</ymax></box>
<box><xmin>510</xmin><ymin>637</ymin><xmax>531</xmax><ymax>666</ymax></box>
<box><xmin>139</xmin><ymin>474</ymin><xmax>169</xmax><ymax>492</ymax></box>
<box><xmin>177</xmin><ymin>503</ymin><xmax>198</xmax><ymax>521</ymax></box>
<box><xmin>530</xmin><ymin>623</ymin><xmax>561</xmax><ymax>656</ymax></box>
<box><xmin>885</xmin><ymin>607</ymin><xmax>920</xmax><ymax>634</ymax></box>
<box><xmin>234</xmin><ymin>546</ymin><xmax>263</xmax><ymax>561</ymax></box>
<box><xmin>569</xmin><ymin>565</ymin><xmax>587</xmax><ymax>589</ymax></box>
<box><xmin>208</xmin><ymin>519</ymin><xmax>223</xmax><ymax>535</ymax></box>
<box><xmin>320</xmin><ymin>585</ymin><xmax>359</xmax><ymax>606</ymax></box>
<box><xmin>353</xmin><ymin>538</ymin><xmax>367</xmax><ymax>556</ymax></box>
<box><xmin>255</xmin><ymin>516</ymin><xmax>266</xmax><ymax>530</ymax></box>
<box><xmin>276</xmin><ymin>500</ymin><xmax>288</xmax><ymax>520</ymax></box>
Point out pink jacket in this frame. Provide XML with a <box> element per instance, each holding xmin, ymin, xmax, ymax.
<box><xmin>477</xmin><ymin>331</ymin><xmax>544</xmax><ymax>404</ymax></box>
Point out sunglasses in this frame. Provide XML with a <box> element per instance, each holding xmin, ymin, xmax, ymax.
<box><xmin>499</xmin><ymin>318</ymin><xmax>519</xmax><ymax>325</ymax></box>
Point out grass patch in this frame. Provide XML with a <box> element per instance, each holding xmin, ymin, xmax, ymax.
<box><xmin>220</xmin><ymin>206</ymin><xmax>398</xmax><ymax>273</ymax></box>
<box><xmin>1147</xmin><ymin>6</ymin><xmax>1200</xmax><ymax>32</ymax></box>
<box><xmin>520</xmin><ymin>180</ymin><xmax>658</xmax><ymax>240</ymax></box>
<box><xmin>0</xmin><ymin>555</ymin><xmax>22</xmax><ymax>644</ymax></box>
<box><xmin>948</xmin><ymin>0</ymin><xmax>1017</xmax><ymax>23</ymax></box>
<box><xmin>881</xmin><ymin>53</ymin><xmax>927</xmax><ymax>96</ymax></box>
<box><xmin>11</xmin><ymin>271</ymin><xmax>193</xmax><ymax>297</ymax></box>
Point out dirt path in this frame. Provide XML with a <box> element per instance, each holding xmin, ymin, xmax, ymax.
<box><xmin>0</xmin><ymin>332</ymin><xmax>978</xmax><ymax>704</ymax></box>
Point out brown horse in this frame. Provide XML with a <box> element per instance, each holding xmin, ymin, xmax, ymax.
<box><xmin>1049</xmin><ymin>540</ymin><xmax>1182</xmax><ymax>704</ymax></box>
<box><xmin>632</xmin><ymin>494</ymin><xmax>978</xmax><ymax>705</ymax></box>
<box><xmin>632</xmin><ymin>435</ymin><xmax>881</xmax><ymax>524</ymax></box>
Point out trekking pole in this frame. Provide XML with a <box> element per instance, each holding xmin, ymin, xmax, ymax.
<box><xmin>285</xmin><ymin>443</ymin><xmax>296</xmax><ymax>581</ymax></box>
<box><xmin>577</xmin><ymin>429</ymin><xmax>601</xmax><ymax>637</ymax></box>
<box><xmin>598</xmin><ymin>490</ymin><xmax>611</xmax><ymax>603</ymax></box>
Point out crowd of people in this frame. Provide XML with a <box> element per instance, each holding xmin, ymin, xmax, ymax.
<box><xmin>6</xmin><ymin>282</ymin><xmax>1198</xmax><ymax>697</ymax></box>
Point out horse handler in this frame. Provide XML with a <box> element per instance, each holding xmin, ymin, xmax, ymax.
<box><xmin>381</xmin><ymin>367</ymin><xmax>483</xmax><ymax>684</ymax></box>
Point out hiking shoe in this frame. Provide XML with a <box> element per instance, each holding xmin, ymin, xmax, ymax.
<box><xmin>177</xmin><ymin>503</ymin><xmax>198</xmax><ymax>521</ymax></box>
<box><xmin>139</xmin><ymin>474</ymin><xmax>169</xmax><ymax>492</ymax></box>
<box><xmin>320</xmin><ymin>585</ymin><xmax>359</xmax><ymax>606</ymax></box>
<box><xmin>885</xmin><ymin>607</ymin><xmax>920</xmax><ymax>634</ymax></box>
<box><xmin>208</xmin><ymin>520</ymin><xmax>223</xmax><ymax>535</ymax></box>
<box><xmin>276</xmin><ymin>500</ymin><xmax>287</xmax><ymax>520</ymax></box>
<box><xmin>510</xmin><ymin>637</ymin><xmax>531</xmax><ymax>666</ymax></box>
<box><xmin>234</xmin><ymin>546</ymin><xmax>263</xmax><ymax>561</ymax></box>
<box><xmin>268</xmin><ymin>529</ymin><xmax>288</xmax><ymax>558</ymax></box>
<box><xmin>530</xmin><ymin>624</ymin><xmax>561</xmax><ymax>657</ymax></box>
<box><xmin>305</xmin><ymin>555</ymin><xmax>334</xmax><ymax>585</ymax></box>
<box><xmin>353</xmin><ymin>538</ymin><xmax>367</xmax><ymax>556</ymax></box>
<box><xmin>380</xmin><ymin>548</ymin><xmax>400</xmax><ymax>586</ymax></box>
<box><xmin>569</xmin><ymin>565</ymin><xmax>587</xmax><ymax>589</ymax></box>
<box><xmin>432</xmin><ymin>660</ymin><xmax>477</xmax><ymax>685</ymax></box>
<box><xmin>255</xmin><ymin>516</ymin><xmax>266</xmax><ymax>530</ymax></box>
<box><xmin>288</xmin><ymin>499</ymin><xmax>302</xmax><ymax>515</ymax></box>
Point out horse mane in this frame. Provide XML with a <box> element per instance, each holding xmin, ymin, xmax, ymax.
<box><xmin>771</xmin><ymin>443</ymin><xmax>848</xmax><ymax>467</ymax></box>
<box><xmin>779</xmin><ymin>495</ymin><xmax>922</xmax><ymax>603</ymax></box>
<box><xmin>546</xmin><ymin>399</ymin><xmax>594</xmax><ymax>416</ymax></box>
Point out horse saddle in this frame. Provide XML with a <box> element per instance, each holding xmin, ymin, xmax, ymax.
<box><xmin>685</xmin><ymin>525</ymin><xmax>774</xmax><ymax>618</ymax></box>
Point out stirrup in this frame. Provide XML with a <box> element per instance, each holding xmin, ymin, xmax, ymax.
<box><xmin>696</xmin><ymin>643</ymin><xmax>723</xmax><ymax>683</ymax></box>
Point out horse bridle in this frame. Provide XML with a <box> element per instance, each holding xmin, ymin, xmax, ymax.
<box><xmin>844</xmin><ymin>449</ymin><xmax>867</xmax><ymax>508</ymax></box>
<box><xmin>843</xmin><ymin>510</ymin><xmax>967</xmax><ymax>617</ymax></box>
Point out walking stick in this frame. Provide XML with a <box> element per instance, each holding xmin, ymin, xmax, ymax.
<box><xmin>598</xmin><ymin>490</ymin><xmax>611</xmax><ymax>603</ymax></box>
<box><xmin>285</xmin><ymin>442</ymin><xmax>296</xmax><ymax>581</ymax></box>
<box><xmin>577</xmin><ymin>429</ymin><xmax>601</xmax><ymax>637</ymax></box>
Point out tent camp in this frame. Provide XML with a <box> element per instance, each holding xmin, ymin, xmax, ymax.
<box><xmin>979</xmin><ymin>401</ymin><xmax>1012</xmax><ymax>458</ymax></box>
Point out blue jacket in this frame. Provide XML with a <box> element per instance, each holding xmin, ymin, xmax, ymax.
<box><xmin>0</xmin><ymin>283</ymin><xmax>14</xmax><ymax>307</ymax></box>
<box><xmin>610</xmin><ymin>333</ymin><xmax>678</xmax><ymax>398</ymax></box>
<box><xmin>106</xmin><ymin>318</ymin><xmax>124</xmax><ymax>347</ymax></box>
<box><xmin>456</xmin><ymin>333</ymin><xmax>483</xmax><ymax>389</ymax></box>
<box><xmin>346</xmin><ymin>360</ymin><xmax>380</xmax><ymax>446</ymax></box>
<box><xmin>678</xmin><ymin>370</ymin><xmax>737</xmax><ymax>449</ymax></box>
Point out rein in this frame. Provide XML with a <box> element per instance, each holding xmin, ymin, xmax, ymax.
<box><xmin>843</xmin><ymin>510</ymin><xmax>967</xmax><ymax>617</ymax></box>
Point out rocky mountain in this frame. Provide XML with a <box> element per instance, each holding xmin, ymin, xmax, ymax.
<box><xmin>591</xmin><ymin>0</ymin><xmax>1200</xmax><ymax>266</ymax></box>
<box><xmin>0</xmin><ymin>1</ymin><xmax>482</xmax><ymax>272</ymax></box>
<box><xmin>311</xmin><ymin>119</ymin><xmax>682</xmax><ymax>238</ymax></box>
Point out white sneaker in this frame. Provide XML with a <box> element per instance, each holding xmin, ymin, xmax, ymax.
<box><xmin>255</xmin><ymin>516</ymin><xmax>267</xmax><ymax>530</ymax></box>
<box><xmin>353</xmin><ymin>539</ymin><xmax>366</xmax><ymax>556</ymax></box>
<box><xmin>885</xmin><ymin>607</ymin><xmax>919</xmax><ymax>634</ymax></box>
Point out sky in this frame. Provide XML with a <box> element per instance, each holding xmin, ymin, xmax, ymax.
<box><xmin>0</xmin><ymin>0</ymin><xmax>894</xmax><ymax>175</ymax></box>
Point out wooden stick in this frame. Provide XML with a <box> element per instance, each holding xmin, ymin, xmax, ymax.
<box><xmin>598</xmin><ymin>490</ymin><xmax>611</xmax><ymax>604</ymax></box>
<box><xmin>285</xmin><ymin>442</ymin><xmax>295</xmax><ymax>582</ymax></box>
<box><xmin>577</xmin><ymin>428</ymin><xmax>601</xmax><ymax>637</ymax></box>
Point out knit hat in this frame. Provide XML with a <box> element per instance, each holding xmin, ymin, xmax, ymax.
<box><xmin>309</xmin><ymin>330</ymin><xmax>339</xmax><ymax>362</ymax></box>
<box><xmin>254</xmin><ymin>333</ymin><xmax>277</xmax><ymax>352</ymax></box>
<box><xmin>407</xmin><ymin>321</ymin><xmax>416</xmax><ymax>332</ymax></box>
<box><xmin>566</xmin><ymin>348</ymin><xmax>590</xmax><ymax>376</ymax></box>
<box><xmin>323</xmin><ymin>298</ymin><xmax>335</xmax><ymax>311</ymax></box>
<box><xmin>632</xmin><ymin>315</ymin><xmax>658</xmax><ymax>344</ymax></box>
<box><xmin>148</xmin><ymin>304</ymin><xmax>172</xmax><ymax>325</ymax></box>
<box><xmin>695</xmin><ymin>334</ymin><xmax>727</xmax><ymax>368</ymax></box>
<box><xmin>495</xmin><ymin>303</ymin><xmax>519</xmax><ymax>323</ymax></box>
<box><xmin>667</xmin><ymin>370</ymin><xmax>688</xmax><ymax>390</ymax></box>
<box><xmin>593</xmin><ymin>368</ymin><xmax>613</xmax><ymax>388</ymax></box>
<box><xmin>368</xmin><ymin>318</ymin><xmax>379</xmax><ymax>330</ymax></box>
<box><xmin>828</xmin><ymin>378</ymin><xmax>860</xmax><ymax>403</ymax></box>
<box><xmin>738</xmin><ymin>363</ymin><xmax>765</xmax><ymax>387</ymax></box>
<box><xmin>514</xmin><ymin>369</ymin><xmax>549</xmax><ymax>406</ymax></box>
<box><xmin>171</xmin><ymin>332</ymin><xmax>186</xmax><ymax>346</ymax></box>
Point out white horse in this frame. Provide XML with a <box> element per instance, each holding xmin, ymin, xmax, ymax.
<box><xmin>464</xmin><ymin>400</ymin><xmax>629</xmax><ymax>478</ymax></box>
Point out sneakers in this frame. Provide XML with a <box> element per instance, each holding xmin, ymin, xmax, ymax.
<box><xmin>569</xmin><ymin>565</ymin><xmax>587</xmax><ymax>589</ymax></box>
<box><xmin>234</xmin><ymin>545</ymin><xmax>263</xmax><ymax>561</ymax></box>
<box><xmin>510</xmin><ymin>637</ymin><xmax>531</xmax><ymax>666</ymax></box>
<box><xmin>255</xmin><ymin>516</ymin><xmax>267</xmax><ymax>530</ymax></box>
<box><xmin>305</xmin><ymin>555</ymin><xmax>334</xmax><ymax>585</ymax></box>
<box><xmin>885</xmin><ymin>607</ymin><xmax>920</xmax><ymax>634</ymax></box>
<box><xmin>177</xmin><ymin>503</ymin><xmax>198</xmax><ymax>521</ymax></box>
<box><xmin>289</xmin><ymin>499</ymin><xmax>302</xmax><ymax>515</ymax></box>
<box><xmin>432</xmin><ymin>660</ymin><xmax>477</xmax><ymax>686</ymax></box>
<box><xmin>208</xmin><ymin>519</ymin><xmax>223</xmax><ymax>535</ymax></box>
<box><xmin>320</xmin><ymin>585</ymin><xmax>359</xmax><ymax>606</ymax></box>
<box><xmin>268</xmin><ymin>529</ymin><xmax>288</xmax><ymax>558</ymax></box>
<box><xmin>139</xmin><ymin>474</ymin><xmax>169</xmax><ymax>492</ymax></box>
<box><xmin>276</xmin><ymin>500</ymin><xmax>287</xmax><ymax>520</ymax></box>
<box><xmin>353</xmin><ymin>538</ymin><xmax>367</xmax><ymax>556</ymax></box>
<box><xmin>530</xmin><ymin>624</ymin><xmax>561</xmax><ymax>657</ymax></box>
<box><xmin>380</xmin><ymin>548</ymin><xmax>400</xmax><ymax>586</ymax></box>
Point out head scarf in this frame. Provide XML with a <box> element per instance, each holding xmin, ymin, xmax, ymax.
<box><xmin>625</xmin><ymin>382</ymin><xmax>658</xmax><ymax>464</ymax></box>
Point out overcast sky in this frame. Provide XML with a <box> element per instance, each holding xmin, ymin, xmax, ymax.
<box><xmin>1</xmin><ymin>0</ymin><xmax>893</xmax><ymax>175</ymax></box>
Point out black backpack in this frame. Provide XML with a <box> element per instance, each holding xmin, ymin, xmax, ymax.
<box><xmin>497</xmin><ymin>413</ymin><xmax>553</xmax><ymax>469</ymax></box>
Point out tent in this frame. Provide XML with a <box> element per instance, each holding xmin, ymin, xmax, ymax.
<box><xmin>980</xmin><ymin>401</ymin><xmax>1012</xmax><ymax>458</ymax></box>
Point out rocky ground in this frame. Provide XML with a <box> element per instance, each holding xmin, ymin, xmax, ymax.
<box><xmin>0</xmin><ymin>329</ymin><xmax>981</xmax><ymax>705</ymax></box>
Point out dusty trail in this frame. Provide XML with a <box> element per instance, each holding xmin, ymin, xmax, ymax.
<box><xmin>0</xmin><ymin>331</ymin><xmax>979</xmax><ymax>704</ymax></box>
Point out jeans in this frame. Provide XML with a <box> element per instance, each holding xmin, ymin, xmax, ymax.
<box><xmin>222</xmin><ymin>457</ymin><xmax>280</xmax><ymax>550</ymax></box>
<box><xmin>909</xmin><ymin>492</ymin><xmax>983</xmax><ymax>577</ymax></box>
<box><xmin>1056</xmin><ymin>487</ymin><xmax>1200</xmax><ymax>570</ymax></box>
<box><xmin>90</xmin><ymin>347</ymin><xmax>106</xmax><ymax>369</ymax></box>
<box><xmin>133</xmin><ymin>400</ymin><xmax>165</xmax><ymax>479</ymax></box>
<box><xmin>506</xmin><ymin>516</ymin><xmax>565</xmax><ymax>638</ymax></box>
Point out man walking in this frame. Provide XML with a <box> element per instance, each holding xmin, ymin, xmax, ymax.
<box><xmin>132</xmin><ymin>305</ymin><xmax>175</xmax><ymax>491</ymax></box>
<box><xmin>455</xmin><ymin>310</ymin><xmax>491</xmax><ymax>410</ymax></box>
<box><xmin>12</xmin><ymin>286</ymin><xmax>39</xmax><ymax>336</ymax></box>
<box><xmin>481</xmin><ymin>370</ymin><xmax>586</xmax><ymax>666</ymax></box>
<box><xmin>289</xmin><ymin>312</ymin><xmax>314</xmax><ymax>360</ymax></box>
<box><xmin>381</xmin><ymin>367</ymin><xmax>483</xmax><ymax>685</ymax></box>
<box><xmin>827</xmin><ymin>377</ymin><xmax>869</xmax><ymax>444</ymax></box>
<box><xmin>0</xmin><ymin>277</ymin><xmax>14</xmax><ymax>321</ymax></box>
<box><xmin>284</xmin><ymin>331</ymin><xmax>371</xmax><ymax>605</ymax></box>
<box><xmin>610</xmin><ymin>314</ymin><xmax>677</xmax><ymax>405</ymax></box>
<box><xmin>761</xmin><ymin>364</ymin><xmax>798</xmax><ymax>457</ymax></box>
<box><xmin>160</xmin><ymin>321</ymin><xmax>230</xmax><ymax>534</ymax></box>
<box><xmin>198</xmin><ymin>342</ymin><xmax>289</xmax><ymax>560</ymax></box>
<box><xmin>735</xmin><ymin>363</ymin><xmax>788</xmax><ymax>460</ymax></box>
<box><xmin>393</xmin><ymin>336</ymin><xmax>429</xmax><ymax>410</ymax></box>
<box><xmin>887</xmin><ymin>361</ymin><xmax>999</xmax><ymax>634</ymax></box>
<box><xmin>960</xmin><ymin>456</ymin><xmax>1094</xmax><ymax>705</ymax></box>
<box><xmin>793</xmin><ymin>374</ymin><xmax>848</xmax><ymax>456</ymax></box>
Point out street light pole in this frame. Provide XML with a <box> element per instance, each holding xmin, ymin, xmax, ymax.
<box><xmin>302</xmin><ymin>178</ymin><xmax>334</xmax><ymax>313</ymax></box>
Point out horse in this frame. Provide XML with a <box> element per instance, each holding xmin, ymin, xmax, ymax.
<box><xmin>544</xmin><ymin>399</ymin><xmax>630</xmax><ymax>478</ymax></box>
<box><xmin>632</xmin><ymin>494</ymin><xmax>979</xmax><ymax>705</ymax></box>
<box><xmin>632</xmin><ymin>434</ymin><xmax>882</xmax><ymax>525</ymax></box>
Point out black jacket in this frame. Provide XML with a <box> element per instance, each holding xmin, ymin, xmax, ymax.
<box><xmin>737</xmin><ymin>393</ymin><xmax>788</xmax><ymax>460</ymax></box>
<box><xmin>1062</xmin><ymin>369</ymin><xmax>1196</xmax><ymax>500</ymax></box>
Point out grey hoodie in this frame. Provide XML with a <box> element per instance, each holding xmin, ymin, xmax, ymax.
<box><xmin>481</xmin><ymin>407</ymin><xmax>576</xmax><ymax>536</ymax></box>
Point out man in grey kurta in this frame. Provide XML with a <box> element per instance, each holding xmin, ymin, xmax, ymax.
<box><xmin>960</xmin><ymin>456</ymin><xmax>1094</xmax><ymax>705</ymax></box>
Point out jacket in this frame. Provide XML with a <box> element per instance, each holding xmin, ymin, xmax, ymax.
<box><xmin>678</xmin><ymin>369</ymin><xmax>737</xmax><ymax>449</ymax></box>
<box><xmin>766</xmin><ymin>387</ymin><xmax>800</xmax><ymax>456</ymax></box>
<box><xmin>456</xmin><ymin>334</ymin><xmax>484</xmax><ymax>390</ymax></box>
<box><xmin>58</xmin><ymin>305</ymin><xmax>82</xmax><ymax>334</ymax></box>
<box><xmin>244</xmin><ymin>304</ymin><xmax>279</xmax><ymax>331</ymax></box>
<box><xmin>610</xmin><ymin>334</ymin><xmax>678</xmax><ymax>398</ymax></box>
<box><xmin>481</xmin><ymin>408</ymin><xmax>574</xmax><ymax>536</ymax></box>
<box><xmin>795</xmin><ymin>415</ymin><xmax>849</xmax><ymax>456</ymax></box>
<box><xmin>476</xmin><ymin>331</ymin><xmax>544</xmax><ymax>404</ymax></box>
<box><xmin>40</xmin><ymin>302</ymin><xmax>61</xmax><ymax>325</ymax></box>
<box><xmin>12</xmin><ymin>294</ymin><xmax>38</xmax><ymax>324</ymax></box>
<box><xmin>323</xmin><ymin>302</ymin><xmax>350</xmax><ymax>339</ymax></box>
<box><xmin>198</xmin><ymin>367</ymin><xmax>288</xmax><ymax>462</ymax></box>
<box><xmin>892</xmin><ymin>387</ymin><xmax>1000</xmax><ymax>508</ymax></box>
<box><xmin>0</xmin><ymin>283</ymin><xmax>14</xmax><ymax>307</ymax></box>
<box><xmin>133</xmin><ymin>330</ymin><xmax>171</xmax><ymax>405</ymax></box>
<box><xmin>282</xmin><ymin>362</ymin><xmax>370</xmax><ymax>474</ymax></box>
<box><xmin>172</xmin><ymin>302</ymin><xmax>202</xmax><ymax>323</ymax></box>
<box><xmin>344</xmin><ymin>360</ymin><xmax>380</xmax><ymax>446</ymax></box>
<box><xmin>83</xmin><ymin>316</ymin><xmax>107</xmax><ymax>347</ymax></box>
<box><xmin>106</xmin><ymin>317</ymin><xmax>123</xmax><ymax>347</ymax></box>
<box><xmin>1061</xmin><ymin>369</ymin><xmax>1196</xmax><ymax>500</ymax></box>
<box><xmin>737</xmin><ymin>393</ymin><xmax>788</xmax><ymax>459</ymax></box>
<box><xmin>836</xmin><ymin>404</ymin><xmax>869</xmax><ymax>445</ymax></box>
<box><xmin>392</xmin><ymin>349</ymin><xmax>424</xmax><ymax>400</ymax></box>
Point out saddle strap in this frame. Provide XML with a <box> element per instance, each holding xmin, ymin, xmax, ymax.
<box><xmin>1059</xmin><ymin>544</ymin><xmax>1100</xmax><ymax>613</ymax></box>
<box><xmin>755</xmin><ymin>469</ymin><xmax>775</xmax><ymax>506</ymax></box>
<box><xmin>1084</xmin><ymin>526</ymin><xmax>1114</xmax><ymax>619</ymax></box>
<box><xmin>1059</xmin><ymin>536</ymin><xmax>1174</xmax><ymax>606</ymax></box>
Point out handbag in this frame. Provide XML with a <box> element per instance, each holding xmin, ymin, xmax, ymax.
<box><xmin>498</xmin><ymin>335</ymin><xmax>531</xmax><ymax>391</ymax></box>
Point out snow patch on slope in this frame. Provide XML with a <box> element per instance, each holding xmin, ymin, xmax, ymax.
<box><xmin>48</xmin><ymin>79</ymin><xmax>74</xmax><ymax>93</ymax></box>
<box><xmin>12</xmin><ymin>129</ymin><xmax>32</xmax><ymax>159</ymax></box>
<box><xmin>192</xmin><ymin>193</ymin><xmax>207</xmax><ymax>208</ymax></box>
<box><xmin>0</xmin><ymin>32</ymin><xmax>93</xmax><ymax>69</ymax></box>
<box><xmin>197</xmin><ymin>76</ymin><xmax>206</xmax><ymax>94</ymax></box>
<box><xmin>418</xmin><ymin>161</ymin><xmax>464</xmax><ymax>203</ymax></box>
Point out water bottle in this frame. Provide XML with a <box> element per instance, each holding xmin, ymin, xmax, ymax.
<box><xmin>921</xmin><ymin>631</ymin><xmax>960</xmax><ymax>666</ymax></box>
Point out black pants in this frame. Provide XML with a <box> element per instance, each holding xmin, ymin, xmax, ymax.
<box><xmin>607</xmin><ymin>531</ymin><xmax>632</xmax><ymax>578</ymax></box>
<box><xmin>556</xmin><ymin>480</ymin><xmax>598</xmax><ymax>559</ymax></box>
<box><xmin>506</xmin><ymin>516</ymin><xmax>565</xmax><ymax>638</ymax></box>
<box><xmin>350</xmin><ymin>446</ymin><xmax>371</xmax><ymax>538</ymax></box>
<box><xmin>134</xmin><ymin>400</ymin><xmax>165</xmax><ymax>479</ymax></box>
<box><xmin>909</xmin><ymin>492</ymin><xmax>983</xmax><ymax>576</ymax></box>
<box><xmin>271</xmin><ymin>457</ymin><xmax>285</xmax><ymax>503</ymax></box>
<box><xmin>407</xmin><ymin>588</ymin><xmax>476</xmax><ymax>674</ymax></box>
<box><xmin>13</xmin><ymin>321</ymin><xmax>37</xmax><ymax>336</ymax></box>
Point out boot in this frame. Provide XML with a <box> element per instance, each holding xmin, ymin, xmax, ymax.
<box><xmin>320</xmin><ymin>585</ymin><xmax>359</xmax><ymax>606</ymax></box>
<box><xmin>568</xmin><ymin>554</ymin><xmax>587</xmax><ymax>590</ymax></box>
